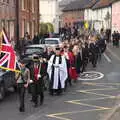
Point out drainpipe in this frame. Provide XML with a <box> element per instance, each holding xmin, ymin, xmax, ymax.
<box><xmin>16</xmin><ymin>0</ymin><xmax>20</xmax><ymax>51</ymax></box>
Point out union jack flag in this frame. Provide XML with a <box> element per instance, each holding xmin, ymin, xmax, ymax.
<box><xmin>0</xmin><ymin>29</ymin><xmax>20</xmax><ymax>72</ymax></box>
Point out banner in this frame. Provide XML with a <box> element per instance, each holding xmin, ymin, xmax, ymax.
<box><xmin>0</xmin><ymin>30</ymin><xmax>20</xmax><ymax>73</ymax></box>
<box><xmin>84</xmin><ymin>21</ymin><xmax>89</xmax><ymax>29</ymax></box>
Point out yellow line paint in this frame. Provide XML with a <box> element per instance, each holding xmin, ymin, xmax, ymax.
<box><xmin>65</xmin><ymin>96</ymin><xmax>116</xmax><ymax>103</ymax></box>
<box><xmin>47</xmin><ymin>115</ymin><xmax>71</xmax><ymax>120</ymax></box>
<box><xmin>77</xmin><ymin>91</ymin><xmax>115</xmax><ymax>97</ymax></box>
<box><xmin>84</xmin><ymin>82</ymin><xmax>120</xmax><ymax>86</ymax></box>
<box><xmin>47</xmin><ymin>108</ymin><xmax>111</xmax><ymax>120</ymax></box>
<box><xmin>66</xmin><ymin>101</ymin><xmax>110</xmax><ymax>109</ymax></box>
<box><xmin>78</xmin><ymin>88</ymin><xmax>118</xmax><ymax>92</ymax></box>
<box><xmin>83</xmin><ymin>82</ymin><xmax>114</xmax><ymax>88</ymax></box>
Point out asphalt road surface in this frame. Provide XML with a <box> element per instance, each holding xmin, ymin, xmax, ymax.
<box><xmin>1</xmin><ymin>44</ymin><xmax>120</xmax><ymax>120</ymax></box>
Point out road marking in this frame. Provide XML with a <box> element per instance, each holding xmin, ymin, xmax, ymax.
<box><xmin>79</xmin><ymin>88</ymin><xmax>118</xmax><ymax>92</ymax></box>
<box><xmin>78</xmin><ymin>71</ymin><xmax>104</xmax><ymax>81</ymax></box>
<box><xmin>77</xmin><ymin>90</ymin><xmax>115</xmax><ymax>97</ymax></box>
<box><xmin>103</xmin><ymin>53</ymin><xmax>112</xmax><ymax>63</ymax></box>
<box><xmin>85</xmin><ymin>82</ymin><xmax>120</xmax><ymax>85</ymax></box>
<box><xmin>47</xmin><ymin>108</ymin><xmax>111</xmax><ymax>120</ymax></box>
<box><xmin>107</xmin><ymin>47</ymin><xmax>120</xmax><ymax>61</ymax></box>
<box><xmin>83</xmin><ymin>82</ymin><xmax>114</xmax><ymax>88</ymax></box>
<box><xmin>66</xmin><ymin>100</ymin><xmax>110</xmax><ymax>109</ymax></box>
<box><xmin>65</xmin><ymin>96</ymin><xmax>116</xmax><ymax>103</ymax></box>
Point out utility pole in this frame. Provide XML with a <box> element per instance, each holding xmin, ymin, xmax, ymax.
<box><xmin>16</xmin><ymin>0</ymin><xmax>20</xmax><ymax>51</ymax></box>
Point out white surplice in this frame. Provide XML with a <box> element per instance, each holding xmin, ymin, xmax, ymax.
<box><xmin>47</xmin><ymin>55</ymin><xmax>68</xmax><ymax>89</ymax></box>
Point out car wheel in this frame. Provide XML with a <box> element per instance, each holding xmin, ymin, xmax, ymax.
<box><xmin>0</xmin><ymin>83</ymin><xmax>5</xmax><ymax>100</ymax></box>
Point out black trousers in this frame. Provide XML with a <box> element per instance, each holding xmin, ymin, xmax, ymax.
<box><xmin>32</xmin><ymin>82</ymin><xmax>44</xmax><ymax>105</ymax></box>
<box><xmin>17</xmin><ymin>83</ymin><xmax>25</xmax><ymax>110</ymax></box>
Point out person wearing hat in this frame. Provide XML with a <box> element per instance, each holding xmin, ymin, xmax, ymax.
<box><xmin>16</xmin><ymin>60</ymin><xmax>30</xmax><ymax>112</ymax></box>
<box><xmin>47</xmin><ymin>47</ymin><xmax>68</xmax><ymax>95</ymax></box>
<box><xmin>29</xmin><ymin>54</ymin><xmax>45</xmax><ymax>107</ymax></box>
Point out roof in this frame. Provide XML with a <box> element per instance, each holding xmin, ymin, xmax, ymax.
<box><xmin>62</xmin><ymin>0</ymin><xmax>98</xmax><ymax>12</ymax></box>
<box><xmin>26</xmin><ymin>44</ymin><xmax>46</xmax><ymax>48</ymax></box>
<box><xmin>92</xmin><ymin>0</ymin><xmax>117</xmax><ymax>9</ymax></box>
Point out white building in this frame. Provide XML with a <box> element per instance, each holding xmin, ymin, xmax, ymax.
<box><xmin>92</xmin><ymin>7</ymin><xmax>111</xmax><ymax>31</ymax></box>
<box><xmin>84</xmin><ymin>0</ymin><xmax>112</xmax><ymax>32</ymax></box>
<box><xmin>40</xmin><ymin>0</ymin><xmax>60</xmax><ymax>33</ymax></box>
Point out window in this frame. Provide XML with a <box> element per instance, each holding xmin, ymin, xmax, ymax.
<box><xmin>44</xmin><ymin>40</ymin><xmax>59</xmax><ymax>44</ymax></box>
<box><xmin>31</xmin><ymin>0</ymin><xmax>35</xmax><ymax>13</ymax></box>
<box><xmin>21</xmin><ymin>0</ymin><xmax>25</xmax><ymax>10</ymax></box>
<box><xmin>7</xmin><ymin>0</ymin><xmax>9</xmax><ymax>3</ymax></box>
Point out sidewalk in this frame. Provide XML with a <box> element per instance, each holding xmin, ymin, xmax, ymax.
<box><xmin>107</xmin><ymin>43</ymin><xmax>120</xmax><ymax>58</ymax></box>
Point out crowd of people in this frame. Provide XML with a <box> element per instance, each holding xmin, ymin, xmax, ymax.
<box><xmin>16</xmin><ymin>28</ymin><xmax>107</xmax><ymax>112</ymax></box>
<box><xmin>112</xmin><ymin>31</ymin><xmax>120</xmax><ymax>47</ymax></box>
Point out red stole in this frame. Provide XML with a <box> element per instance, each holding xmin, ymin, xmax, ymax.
<box><xmin>34</xmin><ymin>67</ymin><xmax>39</xmax><ymax>81</ymax></box>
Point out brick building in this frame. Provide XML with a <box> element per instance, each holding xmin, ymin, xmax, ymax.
<box><xmin>0</xmin><ymin>0</ymin><xmax>16</xmax><ymax>40</ymax></box>
<box><xmin>61</xmin><ymin>0</ymin><xmax>87</xmax><ymax>27</ymax></box>
<box><xmin>19</xmin><ymin>0</ymin><xmax>39</xmax><ymax>39</ymax></box>
<box><xmin>0</xmin><ymin>0</ymin><xmax>39</xmax><ymax>43</ymax></box>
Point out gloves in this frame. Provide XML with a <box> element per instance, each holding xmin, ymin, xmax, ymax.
<box><xmin>37</xmin><ymin>74</ymin><xmax>41</xmax><ymax>79</ymax></box>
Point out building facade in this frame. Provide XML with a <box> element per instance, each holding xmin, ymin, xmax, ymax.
<box><xmin>19</xmin><ymin>0</ymin><xmax>39</xmax><ymax>39</ymax></box>
<box><xmin>112</xmin><ymin>0</ymin><xmax>120</xmax><ymax>32</ymax></box>
<box><xmin>92</xmin><ymin>7</ymin><xmax>111</xmax><ymax>31</ymax></box>
<box><xmin>61</xmin><ymin>10</ymin><xmax>84</xmax><ymax>27</ymax></box>
<box><xmin>0</xmin><ymin>0</ymin><xmax>16</xmax><ymax>40</ymax></box>
<box><xmin>40</xmin><ymin>0</ymin><xmax>59</xmax><ymax>33</ymax></box>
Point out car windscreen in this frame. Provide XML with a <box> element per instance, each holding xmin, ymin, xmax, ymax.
<box><xmin>45</xmin><ymin>40</ymin><xmax>59</xmax><ymax>44</ymax></box>
<box><xmin>25</xmin><ymin>47</ymin><xmax>44</xmax><ymax>55</ymax></box>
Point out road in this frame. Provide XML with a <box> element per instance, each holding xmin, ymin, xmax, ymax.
<box><xmin>1</xmin><ymin>44</ymin><xmax>120</xmax><ymax>120</ymax></box>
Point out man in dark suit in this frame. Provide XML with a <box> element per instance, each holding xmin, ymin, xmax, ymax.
<box><xmin>89</xmin><ymin>41</ymin><xmax>98</xmax><ymax>68</ymax></box>
<box><xmin>79</xmin><ymin>42</ymin><xmax>89</xmax><ymax>73</ymax></box>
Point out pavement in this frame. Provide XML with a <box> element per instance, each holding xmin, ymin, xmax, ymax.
<box><xmin>1</xmin><ymin>43</ymin><xmax>120</xmax><ymax>120</ymax></box>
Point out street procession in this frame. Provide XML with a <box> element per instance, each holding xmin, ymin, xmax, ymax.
<box><xmin>0</xmin><ymin>0</ymin><xmax>120</xmax><ymax>120</ymax></box>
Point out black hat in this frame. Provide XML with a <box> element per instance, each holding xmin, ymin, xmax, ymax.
<box><xmin>64</xmin><ymin>46</ymin><xmax>68</xmax><ymax>49</ymax></box>
<box><xmin>19</xmin><ymin>59</ymin><xmax>26</xmax><ymax>64</ymax></box>
<box><xmin>56</xmin><ymin>47</ymin><xmax>60</xmax><ymax>50</ymax></box>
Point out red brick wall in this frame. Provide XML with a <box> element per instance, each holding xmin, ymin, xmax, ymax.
<box><xmin>0</xmin><ymin>0</ymin><xmax>16</xmax><ymax>40</ymax></box>
<box><xmin>61</xmin><ymin>10</ymin><xmax>84</xmax><ymax>26</ymax></box>
<box><xmin>19</xmin><ymin>0</ymin><xmax>39</xmax><ymax>39</ymax></box>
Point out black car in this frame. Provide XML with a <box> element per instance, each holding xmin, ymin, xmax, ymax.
<box><xmin>0</xmin><ymin>69</ymin><xmax>15</xmax><ymax>100</ymax></box>
<box><xmin>22</xmin><ymin>44</ymin><xmax>46</xmax><ymax>62</ymax></box>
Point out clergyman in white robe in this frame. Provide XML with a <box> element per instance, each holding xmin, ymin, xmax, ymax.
<box><xmin>47</xmin><ymin>54</ymin><xmax>68</xmax><ymax>91</ymax></box>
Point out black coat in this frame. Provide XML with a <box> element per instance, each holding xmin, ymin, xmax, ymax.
<box><xmin>29</xmin><ymin>61</ymin><xmax>45</xmax><ymax>94</ymax></box>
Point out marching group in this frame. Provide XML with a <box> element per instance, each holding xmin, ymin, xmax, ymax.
<box><xmin>16</xmin><ymin>30</ymin><xmax>107</xmax><ymax>112</ymax></box>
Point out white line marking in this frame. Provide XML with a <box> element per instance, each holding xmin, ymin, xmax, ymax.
<box><xmin>103</xmin><ymin>53</ymin><xmax>112</xmax><ymax>63</ymax></box>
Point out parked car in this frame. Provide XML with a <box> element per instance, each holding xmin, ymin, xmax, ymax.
<box><xmin>22</xmin><ymin>44</ymin><xmax>46</xmax><ymax>61</ymax></box>
<box><xmin>40</xmin><ymin>38</ymin><xmax>62</xmax><ymax>47</ymax></box>
<box><xmin>0</xmin><ymin>69</ymin><xmax>15</xmax><ymax>100</ymax></box>
<box><xmin>22</xmin><ymin>44</ymin><xmax>49</xmax><ymax>91</ymax></box>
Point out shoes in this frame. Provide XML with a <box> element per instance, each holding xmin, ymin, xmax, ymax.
<box><xmin>19</xmin><ymin>107</ymin><xmax>25</xmax><ymax>112</ymax></box>
<box><xmin>34</xmin><ymin>103</ymin><xmax>38</xmax><ymax>108</ymax></box>
<box><xmin>40</xmin><ymin>101</ymin><xmax>43</xmax><ymax>105</ymax></box>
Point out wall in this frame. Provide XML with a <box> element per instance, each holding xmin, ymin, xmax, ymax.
<box><xmin>19</xmin><ymin>0</ymin><xmax>39</xmax><ymax>39</ymax></box>
<box><xmin>112</xmin><ymin>1</ymin><xmax>120</xmax><ymax>32</ymax></box>
<box><xmin>0</xmin><ymin>0</ymin><xmax>16</xmax><ymax>40</ymax></box>
<box><xmin>40</xmin><ymin>0</ymin><xmax>59</xmax><ymax>33</ymax></box>
<box><xmin>92</xmin><ymin>7</ymin><xmax>111</xmax><ymax>31</ymax></box>
<box><xmin>62</xmin><ymin>10</ymin><xmax>84</xmax><ymax>26</ymax></box>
